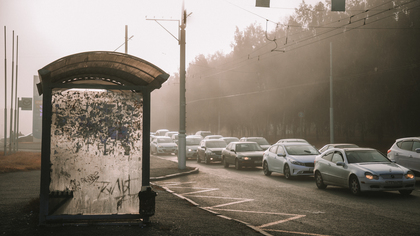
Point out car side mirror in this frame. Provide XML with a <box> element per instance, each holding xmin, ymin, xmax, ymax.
<box><xmin>416</xmin><ymin>148</ymin><xmax>420</xmax><ymax>153</ymax></box>
<box><xmin>336</xmin><ymin>161</ymin><xmax>345</xmax><ymax>167</ymax></box>
<box><xmin>201</xmin><ymin>146</ymin><xmax>206</xmax><ymax>149</ymax></box>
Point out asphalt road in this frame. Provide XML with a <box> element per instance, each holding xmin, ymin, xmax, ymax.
<box><xmin>155</xmin><ymin>154</ymin><xmax>420</xmax><ymax>236</ymax></box>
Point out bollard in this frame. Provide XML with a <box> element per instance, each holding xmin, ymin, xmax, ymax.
<box><xmin>139</xmin><ymin>186</ymin><xmax>157</xmax><ymax>220</ymax></box>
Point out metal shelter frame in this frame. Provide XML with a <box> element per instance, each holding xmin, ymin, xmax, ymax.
<box><xmin>37</xmin><ymin>51</ymin><xmax>169</xmax><ymax>225</ymax></box>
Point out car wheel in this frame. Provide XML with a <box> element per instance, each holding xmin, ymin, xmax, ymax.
<box><xmin>263</xmin><ymin>161</ymin><xmax>271</xmax><ymax>176</ymax></box>
<box><xmin>284</xmin><ymin>164</ymin><xmax>291</xmax><ymax>179</ymax></box>
<box><xmin>205</xmin><ymin>155</ymin><xmax>210</xmax><ymax>164</ymax></box>
<box><xmin>399</xmin><ymin>190</ymin><xmax>412</xmax><ymax>196</ymax></box>
<box><xmin>349</xmin><ymin>176</ymin><xmax>361</xmax><ymax>195</ymax></box>
<box><xmin>223</xmin><ymin>157</ymin><xmax>229</xmax><ymax>168</ymax></box>
<box><xmin>235</xmin><ymin>159</ymin><xmax>241</xmax><ymax>170</ymax></box>
<box><xmin>197</xmin><ymin>154</ymin><xmax>201</xmax><ymax>163</ymax></box>
<box><xmin>315</xmin><ymin>171</ymin><xmax>327</xmax><ymax>189</ymax></box>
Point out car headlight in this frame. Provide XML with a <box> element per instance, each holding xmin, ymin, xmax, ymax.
<box><xmin>239</xmin><ymin>156</ymin><xmax>250</xmax><ymax>160</ymax></box>
<box><xmin>365</xmin><ymin>172</ymin><xmax>379</xmax><ymax>180</ymax></box>
<box><xmin>188</xmin><ymin>148</ymin><xmax>192</xmax><ymax>152</ymax></box>
<box><xmin>405</xmin><ymin>171</ymin><xmax>415</xmax><ymax>179</ymax></box>
<box><xmin>291</xmin><ymin>160</ymin><xmax>305</xmax><ymax>166</ymax></box>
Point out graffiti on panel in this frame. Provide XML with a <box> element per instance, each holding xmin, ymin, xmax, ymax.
<box><xmin>49</xmin><ymin>89</ymin><xmax>143</xmax><ymax>215</ymax></box>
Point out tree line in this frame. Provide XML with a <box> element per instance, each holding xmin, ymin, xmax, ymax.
<box><xmin>151</xmin><ymin>0</ymin><xmax>420</xmax><ymax>151</ymax></box>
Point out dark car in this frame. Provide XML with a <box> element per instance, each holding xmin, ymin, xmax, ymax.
<box><xmin>222</xmin><ymin>142</ymin><xmax>264</xmax><ymax>170</ymax></box>
<box><xmin>197</xmin><ymin>139</ymin><xmax>227</xmax><ymax>164</ymax></box>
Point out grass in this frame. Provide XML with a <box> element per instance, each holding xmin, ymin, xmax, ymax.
<box><xmin>0</xmin><ymin>151</ymin><xmax>41</xmax><ymax>173</ymax></box>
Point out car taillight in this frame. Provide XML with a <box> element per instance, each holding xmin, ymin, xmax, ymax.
<box><xmin>387</xmin><ymin>150</ymin><xmax>391</xmax><ymax>154</ymax></box>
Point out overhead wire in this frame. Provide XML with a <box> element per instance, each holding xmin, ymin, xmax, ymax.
<box><xmin>192</xmin><ymin>0</ymin><xmax>420</xmax><ymax>80</ymax></box>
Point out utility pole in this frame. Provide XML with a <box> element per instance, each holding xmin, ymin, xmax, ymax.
<box><xmin>178</xmin><ymin>1</ymin><xmax>187</xmax><ymax>170</ymax></box>
<box><xmin>330</xmin><ymin>42</ymin><xmax>334</xmax><ymax>144</ymax></box>
<box><xmin>125</xmin><ymin>25</ymin><xmax>128</xmax><ymax>54</ymax></box>
<box><xmin>3</xmin><ymin>26</ymin><xmax>7</xmax><ymax>155</ymax></box>
<box><xmin>13</xmin><ymin>35</ymin><xmax>18</xmax><ymax>151</ymax></box>
<box><xmin>9</xmin><ymin>31</ymin><xmax>14</xmax><ymax>154</ymax></box>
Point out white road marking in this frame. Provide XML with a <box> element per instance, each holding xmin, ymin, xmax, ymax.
<box><xmin>264</xmin><ymin>229</ymin><xmax>331</xmax><ymax>236</ymax></box>
<box><xmin>156</xmin><ymin>181</ymin><xmax>327</xmax><ymax>235</ymax></box>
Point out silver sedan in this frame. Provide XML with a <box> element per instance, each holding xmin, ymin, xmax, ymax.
<box><xmin>314</xmin><ymin>148</ymin><xmax>416</xmax><ymax>195</ymax></box>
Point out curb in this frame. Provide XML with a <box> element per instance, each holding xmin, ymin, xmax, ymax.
<box><xmin>150</xmin><ymin>167</ymin><xmax>199</xmax><ymax>181</ymax></box>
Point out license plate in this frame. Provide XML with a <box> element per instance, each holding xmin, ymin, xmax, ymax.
<box><xmin>385</xmin><ymin>181</ymin><xmax>402</xmax><ymax>185</ymax></box>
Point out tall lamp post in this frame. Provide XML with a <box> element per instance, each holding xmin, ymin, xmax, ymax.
<box><xmin>178</xmin><ymin>1</ymin><xmax>187</xmax><ymax>170</ymax></box>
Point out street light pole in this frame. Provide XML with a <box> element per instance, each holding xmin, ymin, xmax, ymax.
<box><xmin>3</xmin><ymin>26</ymin><xmax>7</xmax><ymax>155</ymax></box>
<box><xmin>178</xmin><ymin>1</ymin><xmax>187</xmax><ymax>170</ymax></box>
<box><xmin>330</xmin><ymin>42</ymin><xmax>334</xmax><ymax>144</ymax></box>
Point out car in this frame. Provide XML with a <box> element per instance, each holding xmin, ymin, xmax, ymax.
<box><xmin>150</xmin><ymin>136</ymin><xmax>178</xmax><ymax>155</ymax></box>
<box><xmin>203</xmin><ymin>135</ymin><xmax>223</xmax><ymax>140</ymax></box>
<box><xmin>222</xmin><ymin>142</ymin><xmax>264</xmax><ymax>169</ymax></box>
<box><xmin>318</xmin><ymin>143</ymin><xmax>359</xmax><ymax>153</ymax></box>
<box><xmin>276</xmin><ymin>138</ymin><xmax>309</xmax><ymax>144</ymax></box>
<box><xmin>197</xmin><ymin>139</ymin><xmax>226</xmax><ymax>164</ymax></box>
<box><xmin>165</xmin><ymin>131</ymin><xmax>178</xmax><ymax>138</ymax></box>
<box><xmin>171</xmin><ymin>134</ymin><xmax>179</xmax><ymax>145</ymax></box>
<box><xmin>195</xmin><ymin>131</ymin><xmax>212</xmax><ymax>139</ymax></box>
<box><xmin>239</xmin><ymin>137</ymin><xmax>270</xmax><ymax>150</ymax></box>
<box><xmin>262</xmin><ymin>143</ymin><xmax>320</xmax><ymax>179</ymax></box>
<box><xmin>220</xmin><ymin>137</ymin><xmax>239</xmax><ymax>145</ymax></box>
<box><xmin>387</xmin><ymin>137</ymin><xmax>420</xmax><ymax>175</ymax></box>
<box><xmin>314</xmin><ymin>148</ymin><xmax>416</xmax><ymax>195</ymax></box>
<box><xmin>185</xmin><ymin>136</ymin><xmax>202</xmax><ymax>159</ymax></box>
<box><xmin>155</xmin><ymin>129</ymin><xmax>169</xmax><ymax>136</ymax></box>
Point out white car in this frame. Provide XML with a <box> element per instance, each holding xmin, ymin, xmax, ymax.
<box><xmin>387</xmin><ymin>137</ymin><xmax>420</xmax><ymax>174</ymax></box>
<box><xmin>185</xmin><ymin>136</ymin><xmax>202</xmax><ymax>159</ymax></box>
<box><xmin>314</xmin><ymin>148</ymin><xmax>416</xmax><ymax>195</ymax></box>
<box><xmin>263</xmin><ymin>143</ymin><xmax>320</xmax><ymax>179</ymax></box>
<box><xmin>239</xmin><ymin>137</ymin><xmax>271</xmax><ymax>150</ymax></box>
<box><xmin>276</xmin><ymin>138</ymin><xmax>309</xmax><ymax>144</ymax></box>
<box><xmin>150</xmin><ymin>136</ymin><xmax>178</xmax><ymax>155</ymax></box>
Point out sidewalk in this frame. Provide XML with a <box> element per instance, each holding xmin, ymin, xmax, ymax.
<box><xmin>0</xmin><ymin>154</ymin><xmax>264</xmax><ymax>236</ymax></box>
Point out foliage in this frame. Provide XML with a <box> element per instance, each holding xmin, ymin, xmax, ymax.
<box><xmin>152</xmin><ymin>0</ymin><xmax>420</xmax><ymax>149</ymax></box>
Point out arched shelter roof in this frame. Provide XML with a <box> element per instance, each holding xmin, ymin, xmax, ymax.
<box><xmin>37</xmin><ymin>51</ymin><xmax>169</xmax><ymax>93</ymax></box>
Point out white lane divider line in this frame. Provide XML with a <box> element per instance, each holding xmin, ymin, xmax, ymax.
<box><xmin>209</xmin><ymin>198</ymin><xmax>254</xmax><ymax>208</ymax></box>
<box><xmin>264</xmin><ymin>229</ymin><xmax>331</xmax><ymax>236</ymax></box>
<box><xmin>258</xmin><ymin>215</ymin><xmax>306</xmax><ymax>228</ymax></box>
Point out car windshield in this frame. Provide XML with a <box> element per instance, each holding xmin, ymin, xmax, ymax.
<box><xmin>186</xmin><ymin>138</ymin><xmax>201</xmax><ymax>145</ymax></box>
<box><xmin>346</xmin><ymin>150</ymin><xmax>390</xmax><ymax>163</ymax></box>
<box><xmin>236</xmin><ymin>143</ymin><xmax>263</xmax><ymax>152</ymax></box>
<box><xmin>249</xmin><ymin>138</ymin><xmax>269</xmax><ymax>145</ymax></box>
<box><xmin>206</xmin><ymin>140</ymin><xmax>226</xmax><ymax>148</ymax></box>
<box><xmin>157</xmin><ymin>138</ymin><xmax>173</xmax><ymax>143</ymax></box>
<box><xmin>285</xmin><ymin>145</ymin><xmax>319</xmax><ymax>155</ymax></box>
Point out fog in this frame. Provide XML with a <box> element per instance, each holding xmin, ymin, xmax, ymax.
<box><xmin>151</xmin><ymin>0</ymin><xmax>420</xmax><ymax>152</ymax></box>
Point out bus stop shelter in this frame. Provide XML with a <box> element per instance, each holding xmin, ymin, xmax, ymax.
<box><xmin>37</xmin><ymin>51</ymin><xmax>169</xmax><ymax>225</ymax></box>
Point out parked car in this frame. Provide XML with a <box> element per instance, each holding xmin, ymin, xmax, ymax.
<box><xmin>150</xmin><ymin>136</ymin><xmax>178</xmax><ymax>155</ymax></box>
<box><xmin>239</xmin><ymin>137</ymin><xmax>270</xmax><ymax>150</ymax></box>
<box><xmin>387</xmin><ymin>137</ymin><xmax>420</xmax><ymax>175</ymax></box>
<box><xmin>195</xmin><ymin>131</ymin><xmax>212</xmax><ymax>139</ymax></box>
<box><xmin>185</xmin><ymin>136</ymin><xmax>202</xmax><ymax>159</ymax></box>
<box><xmin>263</xmin><ymin>143</ymin><xmax>319</xmax><ymax>179</ymax></box>
<box><xmin>276</xmin><ymin>138</ymin><xmax>309</xmax><ymax>144</ymax></box>
<box><xmin>318</xmin><ymin>143</ymin><xmax>359</xmax><ymax>153</ymax></box>
<box><xmin>197</xmin><ymin>139</ymin><xmax>226</xmax><ymax>164</ymax></box>
<box><xmin>220</xmin><ymin>137</ymin><xmax>239</xmax><ymax>145</ymax></box>
<box><xmin>222</xmin><ymin>142</ymin><xmax>264</xmax><ymax>169</ymax></box>
<box><xmin>314</xmin><ymin>147</ymin><xmax>415</xmax><ymax>195</ymax></box>
<box><xmin>203</xmin><ymin>135</ymin><xmax>223</xmax><ymax>140</ymax></box>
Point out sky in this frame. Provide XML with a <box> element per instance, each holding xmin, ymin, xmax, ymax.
<box><xmin>0</xmin><ymin>0</ymin><xmax>321</xmax><ymax>138</ymax></box>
